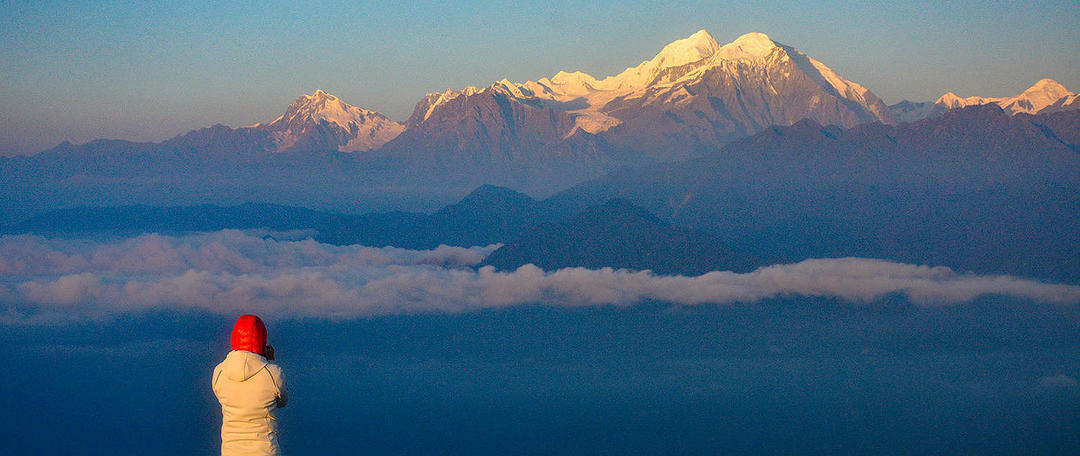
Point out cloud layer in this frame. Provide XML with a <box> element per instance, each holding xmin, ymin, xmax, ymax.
<box><xmin>2</xmin><ymin>231</ymin><xmax>1079</xmax><ymax>323</ymax></box>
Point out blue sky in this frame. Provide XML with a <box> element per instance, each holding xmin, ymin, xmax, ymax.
<box><xmin>1</xmin><ymin>0</ymin><xmax>1078</xmax><ymax>155</ymax></box>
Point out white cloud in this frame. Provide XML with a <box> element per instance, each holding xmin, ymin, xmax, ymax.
<box><xmin>0</xmin><ymin>231</ymin><xmax>493</xmax><ymax>275</ymax></box>
<box><xmin>1</xmin><ymin>231</ymin><xmax>1079</xmax><ymax>323</ymax></box>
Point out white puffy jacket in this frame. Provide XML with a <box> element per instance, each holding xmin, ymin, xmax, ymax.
<box><xmin>212</xmin><ymin>350</ymin><xmax>288</xmax><ymax>456</ymax></box>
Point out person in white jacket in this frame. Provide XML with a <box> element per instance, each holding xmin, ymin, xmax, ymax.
<box><xmin>213</xmin><ymin>314</ymin><xmax>288</xmax><ymax>456</ymax></box>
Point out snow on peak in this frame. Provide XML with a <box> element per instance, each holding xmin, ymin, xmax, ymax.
<box><xmin>731</xmin><ymin>31</ymin><xmax>773</xmax><ymax>46</ymax></box>
<box><xmin>935</xmin><ymin>92</ymin><xmax>965</xmax><ymax>108</ymax></box>
<box><xmin>419</xmin><ymin>30</ymin><xmax>893</xmax><ymax>133</ymax></box>
<box><xmin>597</xmin><ymin>30</ymin><xmax>726</xmax><ymax>91</ymax></box>
<box><xmin>412</xmin><ymin>86</ymin><xmax>486</xmax><ymax>124</ymax></box>
<box><xmin>279</xmin><ymin>89</ymin><xmax>371</xmax><ymax>130</ymax></box>
<box><xmin>651</xmin><ymin>29</ymin><xmax>721</xmax><ymax>70</ymax></box>
<box><xmin>265</xmin><ymin>90</ymin><xmax>404</xmax><ymax>151</ymax></box>
<box><xmin>484</xmin><ymin>30</ymin><xmax>802</xmax><ymax>134</ymax></box>
<box><xmin>934</xmin><ymin>79</ymin><xmax>1075</xmax><ymax>115</ymax></box>
<box><xmin>551</xmin><ymin>71</ymin><xmax>599</xmax><ymax>84</ymax></box>
<box><xmin>715</xmin><ymin>32</ymin><xmax>779</xmax><ymax>60</ymax></box>
<box><xmin>1016</xmin><ymin>78</ymin><xmax>1071</xmax><ymax>106</ymax></box>
<box><xmin>934</xmin><ymin>92</ymin><xmax>996</xmax><ymax>109</ymax></box>
<box><xmin>1029</xmin><ymin>78</ymin><xmax>1067</xmax><ymax>92</ymax></box>
<box><xmin>601</xmin><ymin>30</ymin><xmax>785</xmax><ymax>91</ymax></box>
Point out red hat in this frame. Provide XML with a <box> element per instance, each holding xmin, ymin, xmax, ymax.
<box><xmin>231</xmin><ymin>314</ymin><xmax>267</xmax><ymax>355</ymax></box>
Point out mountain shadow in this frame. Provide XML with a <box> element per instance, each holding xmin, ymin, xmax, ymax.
<box><xmin>482</xmin><ymin>199</ymin><xmax>759</xmax><ymax>275</ymax></box>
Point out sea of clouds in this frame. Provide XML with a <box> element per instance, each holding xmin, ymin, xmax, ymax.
<box><xmin>2</xmin><ymin>230</ymin><xmax>1079</xmax><ymax>323</ymax></box>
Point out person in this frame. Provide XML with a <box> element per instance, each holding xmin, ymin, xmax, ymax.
<box><xmin>212</xmin><ymin>315</ymin><xmax>288</xmax><ymax>456</ymax></box>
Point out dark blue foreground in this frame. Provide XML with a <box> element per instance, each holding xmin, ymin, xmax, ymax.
<box><xmin>3</xmin><ymin>297</ymin><xmax>1079</xmax><ymax>455</ymax></box>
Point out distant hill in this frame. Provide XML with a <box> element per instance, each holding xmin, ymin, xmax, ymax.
<box><xmin>4</xmin><ymin>187</ymin><xmax>762</xmax><ymax>276</ymax></box>
<box><xmin>313</xmin><ymin>184</ymin><xmax>560</xmax><ymax>248</ymax></box>
<box><xmin>2</xmin><ymin>186</ymin><xmax>555</xmax><ymax>250</ymax></box>
<box><xmin>483</xmin><ymin>199</ymin><xmax>758</xmax><ymax>275</ymax></box>
<box><xmin>425</xmin><ymin>184</ymin><xmax>557</xmax><ymax>247</ymax></box>
<box><xmin>548</xmin><ymin>106</ymin><xmax>1080</xmax><ymax>282</ymax></box>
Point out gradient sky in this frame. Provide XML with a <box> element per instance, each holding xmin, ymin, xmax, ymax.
<box><xmin>1</xmin><ymin>0</ymin><xmax>1078</xmax><ymax>155</ymax></box>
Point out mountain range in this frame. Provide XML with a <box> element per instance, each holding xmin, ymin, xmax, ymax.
<box><xmin>8</xmin><ymin>105</ymin><xmax>1080</xmax><ymax>282</ymax></box>
<box><xmin>2</xmin><ymin>29</ymin><xmax>1079</xmax><ymax>282</ymax></box>
<box><xmin>889</xmin><ymin>78</ymin><xmax>1079</xmax><ymax>123</ymax></box>
<box><xmin>381</xmin><ymin>30</ymin><xmax>897</xmax><ymax>165</ymax></box>
<box><xmin>3</xmin><ymin>29</ymin><xmax>1003</xmax><ymax>224</ymax></box>
<box><xmin>206</xmin><ymin>30</ymin><xmax>903</xmax><ymax>159</ymax></box>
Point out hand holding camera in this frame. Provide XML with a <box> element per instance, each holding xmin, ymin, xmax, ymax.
<box><xmin>265</xmin><ymin>344</ymin><xmax>276</xmax><ymax>361</ymax></box>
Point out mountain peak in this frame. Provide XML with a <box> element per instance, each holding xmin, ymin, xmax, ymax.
<box><xmin>932</xmin><ymin>79</ymin><xmax>1074</xmax><ymax>116</ymax></box>
<box><xmin>280</xmin><ymin>90</ymin><xmax>361</xmax><ymax>128</ymax></box>
<box><xmin>453</xmin><ymin>184</ymin><xmax>536</xmax><ymax>209</ymax></box>
<box><xmin>263</xmin><ymin>90</ymin><xmax>404</xmax><ymax>152</ymax></box>
<box><xmin>730</xmin><ymin>32</ymin><xmax>775</xmax><ymax>48</ymax></box>
<box><xmin>687</xmin><ymin>29</ymin><xmax>716</xmax><ymax>42</ymax></box>
<box><xmin>652</xmin><ymin>29</ymin><xmax>721</xmax><ymax>69</ymax></box>
<box><xmin>408</xmin><ymin>86</ymin><xmax>487</xmax><ymax>126</ymax></box>
<box><xmin>936</xmin><ymin>92</ymin><xmax>966</xmax><ymax>108</ymax></box>
<box><xmin>1006</xmin><ymin>79</ymin><xmax>1073</xmax><ymax>115</ymax></box>
<box><xmin>296</xmin><ymin>89</ymin><xmax>337</xmax><ymax>105</ymax></box>
<box><xmin>403</xmin><ymin>29</ymin><xmax>895</xmax><ymax>156</ymax></box>
<box><xmin>1020</xmin><ymin>78</ymin><xmax>1071</xmax><ymax>100</ymax></box>
<box><xmin>599</xmin><ymin>29</ymin><xmax>723</xmax><ymax>90</ymax></box>
<box><xmin>1030</xmin><ymin>78</ymin><xmax>1066</xmax><ymax>90</ymax></box>
<box><xmin>716</xmin><ymin>32</ymin><xmax>779</xmax><ymax>60</ymax></box>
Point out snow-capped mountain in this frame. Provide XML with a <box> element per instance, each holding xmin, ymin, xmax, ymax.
<box><xmin>395</xmin><ymin>85</ymin><xmax>584</xmax><ymax>158</ymax></box>
<box><xmin>12</xmin><ymin>30</ymin><xmax>1078</xmax><ymax>225</ymax></box>
<box><xmin>511</xmin><ymin>31</ymin><xmax>895</xmax><ymax>135</ymax></box>
<box><xmin>377</xmin><ymin>83</ymin><xmax>604</xmax><ymax>193</ymax></box>
<box><xmin>937</xmin><ymin>79</ymin><xmax>1073</xmax><ymax>115</ymax></box>
<box><xmin>395</xmin><ymin>30</ymin><xmax>898</xmax><ymax>162</ymax></box>
<box><xmin>257</xmin><ymin>90</ymin><xmax>404</xmax><ymax>152</ymax></box>
<box><xmin>892</xmin><ymin>79</ymin><xmax>1078</xmax><ymax>123</ymax></box>
<box><xmin>888</xmin><ymin>100</ymin><xmax>947</xmax><ymax>124</ymax></box>
<box><xmin>404</xmin><ymin>87</ymin><xmax>486</xmax><ymax>128</ymax></box>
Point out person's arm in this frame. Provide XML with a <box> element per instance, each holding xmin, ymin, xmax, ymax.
<box><xmin>276</xmin><ymin>386</ymin><xmax>289</xmax><ymax>409</ymax></box>
<box><xmin>211</xmin><ymin>365</ymin><xmax>223</xmax><ymax>398</ymax></box>
<box><xmin>271</xmin><ymin>365</ymin><xmax>288</xmax><ymax>408</ymax></box>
